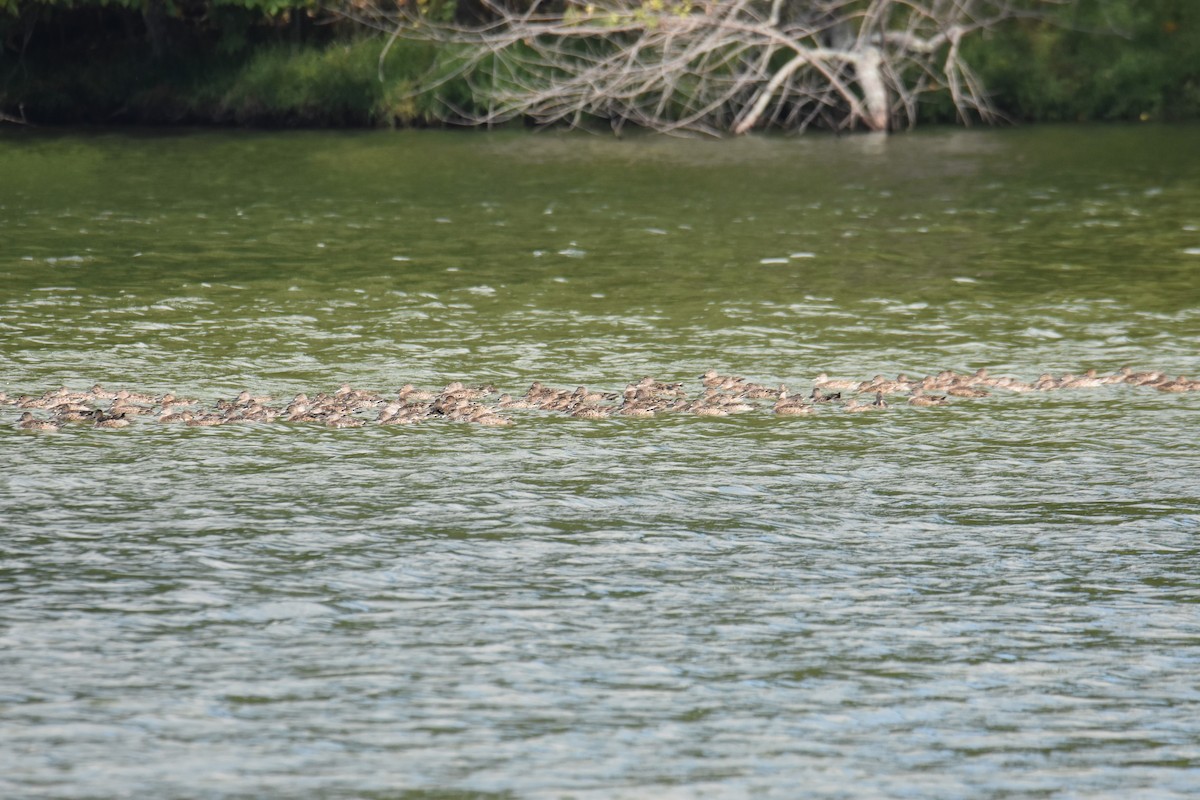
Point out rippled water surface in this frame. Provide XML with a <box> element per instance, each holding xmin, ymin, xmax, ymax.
<box><xmin>2</xmin><ymin>126</ymin><xmax>1199</xmax><ymax>798</ymax></box>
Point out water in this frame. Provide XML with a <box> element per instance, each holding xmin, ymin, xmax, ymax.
<box><xmin>1</xmin><ymin>125</ymin><xmax>1199</xmax><ymax>798</ymax></box>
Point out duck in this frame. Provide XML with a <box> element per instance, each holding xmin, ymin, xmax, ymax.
<box><xmin>471</xmin><ymin>410</ymin><xmax>513</xmax><ymax>426</ymax></box>
<box><xmin>17</xmin><ymin>412</ymin><xmax>60</xmax><ymax>431</ymax></box>
<box><xmin>54</xmin><ymin>408</ymin><xmax>101</xmax><ymax>423</ymax></box>
<box><xmin>570</xmin><ymin>405</ymin><xmax>611</xmax><ymax>419</ymax></box>
<box><xmin>1032</xmin><ymin>373</ymin><xmax>1059</xmax><ymax>391</ymax></box>
<box><xmin>773</xmin><ymin>389</ymin><xmax>814</xmax><ymax>415</ymax></box>
<box><xmin>991</xmin><ymin>376</ymin><xmax>1033</xmax><ymax>392</ymax></box>
<box><xmin>859</xmin><ymin>374</ymin><xmax>912</xmax><ymax>395</ymax></box>
<box><xmin>571</xmin><ymin>386</ymin><xmax>618</xmax><ymax>405</ymax></box>
<box><xmin>967</xmin><ymin>368</ymin><xmax>991</xmax><ymax>385</ymax></box>
<box><xmin>701</xmin><ymin>370</ymin><xmax>740</xmax><ymax>389</ymax></box>
<box><xmin>638</xmin><ymin>376</ymin><xmax>686</xmax><ymax>396</ymax></box>
<box><xmin>110</xmin><ymin>401</ymin><xmax>151</xmax><ymax>416</ymax></box>
<box><xmin>689</xmin><ymin>402</ymin><xmax>730</xmax><ymax>417</ymax></box>
<box><xmin>234</xmin><ymin>390</ymin><xmax>273</xmax><ymax>406</ymax></box>
<box><xmin>186</xmin><ymin>415</ymin><xmax>226</xmax><ymax>427</ymax></box>
<box><xmin>1156</xmin><ymin>376</ymin><xmax>1192</xmax><ymax>393</ymax></box>
<box><xmin>377</xmin><ymin>401</ymin><xmax>404</xmax><ymax>422</ymax></box>
<box><xmin>810</xmin><ymin>387</ymin><xmax>841</xmax><ymax>403</ymax></box>
<box><xmin>812</xmin><ymin>373</ymin><xmax>860</xmax><ymax>391</ymax></box>
<box><xmin>159</xmin><ymin>392</ymin><xmax>199</xmax><ymax>407</ymax></box>
<box><xmin>845</xmin><ymin>391</ymin><xmax>888</xmax><ymax>413</ymax></box>
<box><xmin>113</xmin><ymin>388</ymin><xmax>156</xmax><ymax>404</ymax></box>
<box><xmin>908</xmin><ymin>388</ymin><xmax>948</xmax><ymax>407</ymax></box>
<box><xmin>737</xmin><ymin>383</ymin><xmax>784</xmax><ymax>400</ymax></box>
<box><xmin>497</xmin><ymin>393</ymin><xmax>537</xmax><ymax>409</ymax></box>
<box><xmin>774</xmin><ymin>402</ymin><xmax>814</xmax><ymax>416</ymax></box>
<box><xmin>1060</xmin><ymin>369</ymin><xmax>1104</xmax><ymax>389</ymax></box>
<box><xmin>18</xmin><ymin>394</ymin><xmax>53</xmax><ymax>409</ymax></box>
<box><xmin>379</xmin><ymin>412</ymin><xmax>419</xmax><ymax>425</ymax></box>
<box><xmin>394</xmin><ymin>384</ymin><xmax>433</xmax><ymax>404</ymax></box>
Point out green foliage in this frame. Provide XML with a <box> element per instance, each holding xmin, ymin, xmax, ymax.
<box><xmin>220</xmin><ymin>40</ymin><xmax>382</xmax><ymax>123</ymax></box>
<box><xmin>0</xmin><ymin>0</ymin><xmax>317</xmax><ymax>17</ymax></box>
<box><xmin>1</xmin><ymin>0</ymin><xmax>1198</xmax><ymax>127</ymax></box>
<box><xmin>965</xmin><ymin>0</ymin><xmax>1200</xmax><ymax>123</ymax></box>
<box><xmin>220</xmin><ymin>36</ymin><xmax>472</xmax><ymax>125</ymax></box>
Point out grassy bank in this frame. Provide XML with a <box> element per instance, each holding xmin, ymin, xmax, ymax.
<box><xmin>1</xmin><ymin>3</ymin><xmax>1197</xmax><ymax>129</ymax></box>
<box><xmin>1</xmin><ymin>32</ymin><xmax>477</xmax><ymax>126</ymax></box>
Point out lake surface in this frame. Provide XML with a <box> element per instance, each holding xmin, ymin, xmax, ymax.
<box><xmin>1</xmin><ymin>125</ymin><xmax>1198</xmax><ymax>798</ymax></box>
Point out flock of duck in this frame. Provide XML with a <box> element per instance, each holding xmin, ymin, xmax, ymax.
<box><xmin>5</xmin><ymin>366</ymin><xmax>1196</xmax><ymax>432</ymax></box>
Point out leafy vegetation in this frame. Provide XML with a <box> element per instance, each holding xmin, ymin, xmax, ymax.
<box><xmin>0</xmin><ymin>0</ymin><xmax>1196</xmax><ymax>127</ymax></box>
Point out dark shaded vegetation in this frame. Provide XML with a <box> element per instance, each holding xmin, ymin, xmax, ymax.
<box><xmin>0</xmin><ymin>0</ymin><xmax>1196</xmax><ymax>128</ymax></box>
<box><xmin>965</xmin><ymin>0</ymin><xmax>1200</xmax><ymax>123</ymax></box>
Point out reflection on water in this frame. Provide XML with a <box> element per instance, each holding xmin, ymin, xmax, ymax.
<box><xmin>1</xmin><ymin>125</ymin><xmax>1199</xmax><ymax>799</ymax></box>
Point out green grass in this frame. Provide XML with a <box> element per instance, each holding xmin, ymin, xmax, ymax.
<box><xmin>219</xmin><ymin>37</ymin><xmax>467</xmax><ymax>125</ymax></box>
<box><xmin>0</xmin><ymin>33</ymin><xmax>477</xmax><ymax>127</ymax></box>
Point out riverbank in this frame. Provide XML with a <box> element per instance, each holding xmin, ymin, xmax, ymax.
<box><xmin>1</xmin><ymin>3</ymin><xmax>1197</xmax><ymax>129</ymax></box>
<box><xmin>1</xmin><ymin>35</ymin><xmax>459</xmax><ymax>127</ymax></box>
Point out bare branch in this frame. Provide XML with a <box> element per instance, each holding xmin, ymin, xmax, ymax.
<box><xmin>341</xmin><ymin>0</ymin><xmax>1055</xmax><ymax>136</ymax></box>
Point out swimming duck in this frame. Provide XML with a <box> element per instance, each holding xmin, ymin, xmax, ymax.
<box><xmin>908</xmin><ymin>388</ymin><xmax>948</xmax><ymax>407</ymax></box>
<box><xmin>947</xmin><ymin>385</ymin><xmax>989</xmax><ymax>398</ymax></box>
<box><xmin>701</xmin><ymin>370</ymin><xmax>740</xmax><ymax>389</ymax></box>
<box><xmin>773</xmin><ymin>389</ymin><xmax>814</xmax><ymax>415</ymax></box>
<box><xmin>968</xmin><ymin>368</ymin><xmax>991</xmax><ymax>385</ymax></box>
<box><xmin>1156</xmin><ymin>376</ymin><xmax>1192</xmax><ymax>393</ymax></box>
<box><xmin>114</xmin><ymin>388</ymin><xmax>156</xmax><ymax>404</ymax></box>
<box><xmin>1032</xmin><ymin>373</ymin><xmax>1059</xmax><ymax>391</ymax></box>
<box><xmin>17</xmin><ymin>412</ymin><xmax>60</xmax><ymax>431</ymax></box>
<box><xmin>570</xmin><ymin>404</ymin><xmax>611</xmax><ymax>419</ymax></box>
<box><xmin>473</xmin><ymin>412</ymin><xmax>513</xmax><ymax>426</ymax></box>
<box><xmin>774</xmin><ymin>402</ymin><xmax>814</xmax><ymax>416</ymax></box>
<box><xmin>159</xmin><ymin>392</ymin><xmax>199</xmax><ymax>407</ymax></box>
<box><xmin>991</xmin><ymin>376</ymin><xmax>1032</xmax><ymax>392</ymax></box>
<box><xmin>234</xmin><ymin>390</ymin><xmax>274</xmax><ymax>406</ymax></box>
<box><xmin>812</xmin><ymin>373</ymin><xmax>860</xmax><ymax>391</ymax></box>
<box><xmin>737</xmin><ymin>382</ymin><xmax>783</xmax><ymax>400</ymax></box>
<box><xmin>186</xmin><ymin>415</ymin><xmax>226</xmax><ymax>427</ymax></box>
<box><xmin>1060</xmin><ymin>369</ymin><xmax>1104</xmax><ymax>389</ymax></box>
<box><xmin>110</xmin><ymin>401</ymin><xmax>151</xmax><ymax>416</ymax></box>
<box><xmin>637</xmin><ymin>377</ymin><xmax>686</xmax><ymax>396</ymax></box>
<box><xmin>396</xmin><ymin>384</ymin><xmax>435</xmax><ymax>403</ymax></box>
<box><xmin>810</xmin><ymin>387</ymin><xmax>841</xmax><ymax>403</ymax></box>
<box><xmin>55</xmin><ymin>408</ymin><xmax>101</xmax><ymax>423</ymax></box>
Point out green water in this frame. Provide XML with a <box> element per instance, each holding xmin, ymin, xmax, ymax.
<box><xmin>1</xmin><ymin>125</ymin><xmax>1198</xmax><ymax>798</ymax></box>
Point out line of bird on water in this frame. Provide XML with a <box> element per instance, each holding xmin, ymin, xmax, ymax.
<box><xmin>6</xmin><ymin>366</ymin><xmax>1197</xmax><ymax>431</ymax></box>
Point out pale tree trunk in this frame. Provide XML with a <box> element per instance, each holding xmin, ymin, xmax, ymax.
<box><xmin>855</xmin><ymin>46</ymin><xmax>890</xmax><ymax>132</ymax></box>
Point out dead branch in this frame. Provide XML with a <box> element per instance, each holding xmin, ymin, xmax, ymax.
<box><xmin>339</xmin><ymin>0</ymin><xmax>1058</xmax><ymax>136</ymax></box>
